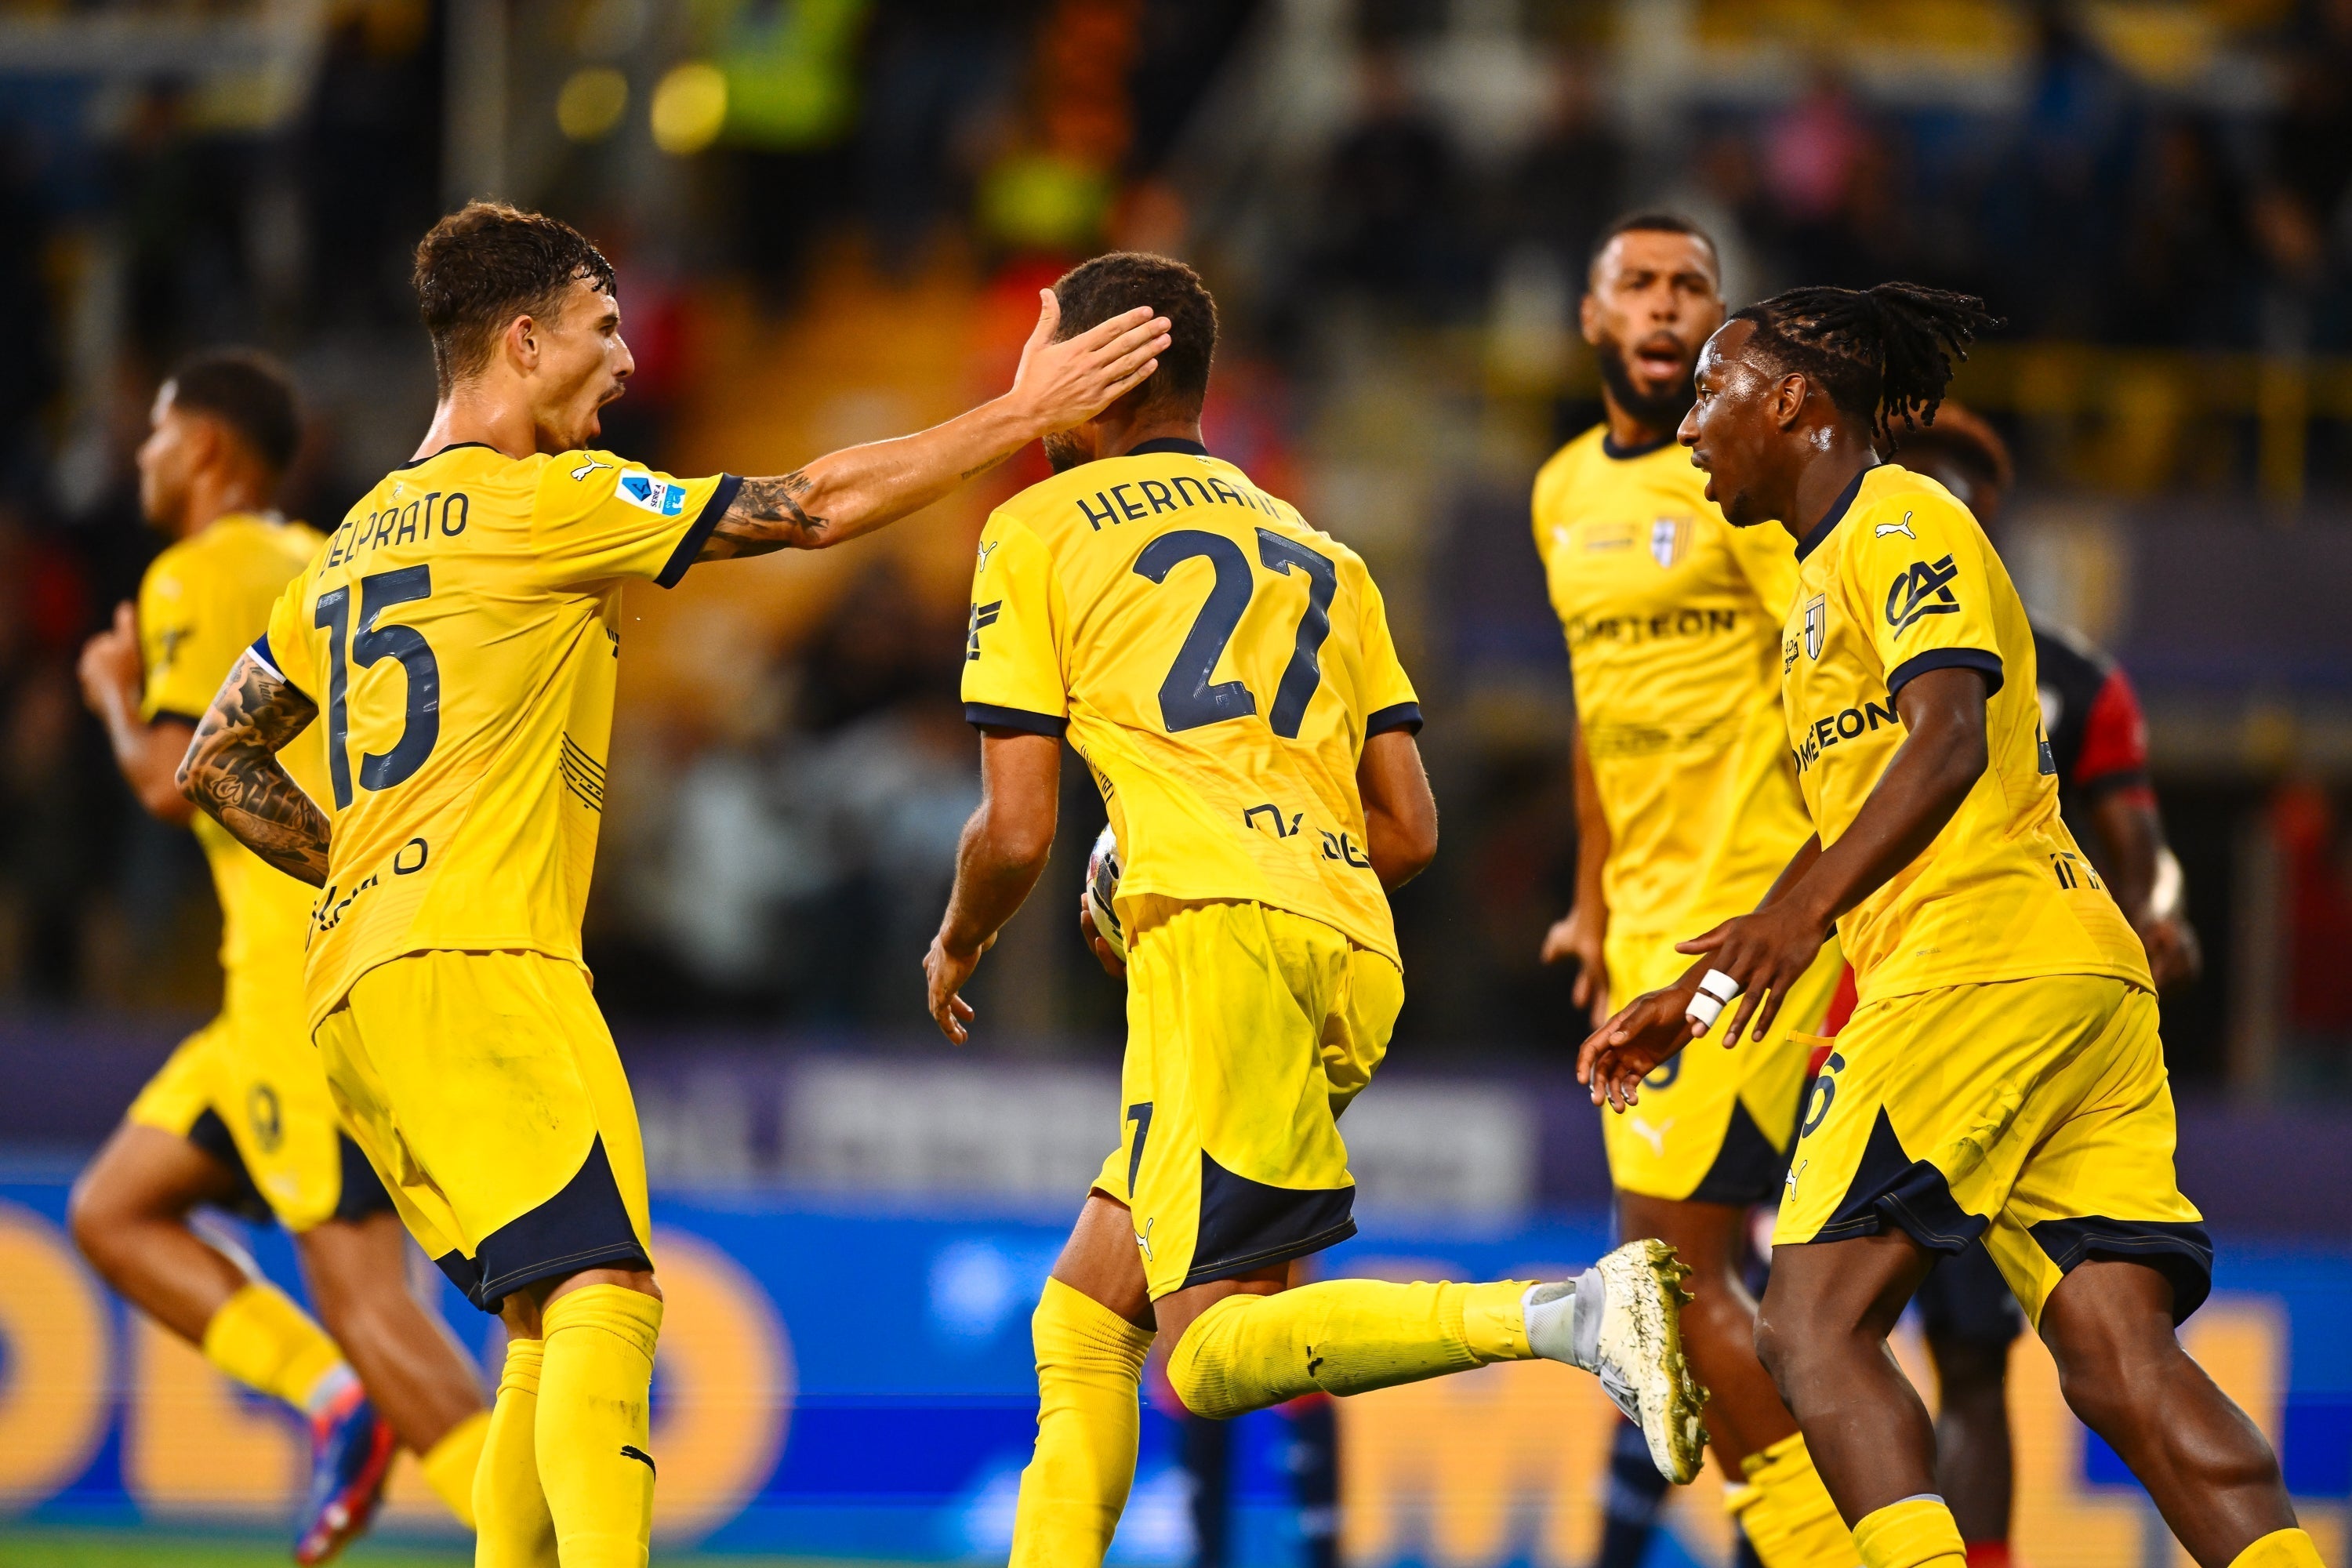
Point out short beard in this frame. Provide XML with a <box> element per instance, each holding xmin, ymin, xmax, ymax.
<box><xmin>1596</xmin><ymin>341</ymin><xmax>1697</xmax><ymax>437</ymax></box>
<box><xmin>1043</xmin><ymin>430</ymin><xmax>1087</xmax><ymax>474</ymax></box>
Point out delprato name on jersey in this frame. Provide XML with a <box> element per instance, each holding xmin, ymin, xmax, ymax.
<box><xmin>962</xmin><ymin>440</ymin><xmax>1421</xmax><ymax>965</ymax></box>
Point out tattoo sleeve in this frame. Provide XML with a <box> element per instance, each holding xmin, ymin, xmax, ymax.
<box><xmin>178</xmin><ymin>652</ymin><xmax>332</xmax><ymax>887</ymax></box>
<box><xmin>700</xmin><ymin>470</ymin><xmax>826</xmax><ymax>560</ymax></box>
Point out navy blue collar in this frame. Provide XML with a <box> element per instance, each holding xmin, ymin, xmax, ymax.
<box><xmin>1792</xmin><ymin>464</ymin><xmax>1878</xmax><ymax>562</ymax></box>
<box><xmin>1125</xmin><ymin>437</ymin><xmax>1208</xmax><ymax>458</ymax></box>
<box><xmin>1601</xmin><ymin>431</ymin><xmax>1675</xmax><ymax>461</ymax></box>
<box><xmin>397</xmin><ymin>441</ymin><xmax>500</xmax><ymax>470</ymax></box>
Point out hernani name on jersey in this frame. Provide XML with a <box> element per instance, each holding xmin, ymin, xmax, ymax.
<box><xmin>1071</xmin><ymin>470</ymin><xmax>1286</xmax><ymax>532</ymax></box>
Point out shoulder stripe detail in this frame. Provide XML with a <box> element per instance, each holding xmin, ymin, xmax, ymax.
<box><xmin>1886</xmin><ymin>647</ymin><xmax>2004</xmax><ymax>699</ymax></box>
<box><xmin>655</xmin><ymin>474</ymin><xmax>742</xmax><ymax>590</ymax></box>
<box><xmin>964</xmin><ymin>702</ymin><xmax>1068</xmax><ymax>738</ymax></box>
<box><xmin>1366</xmin><ymin>702</ymin><xmax>1424</xmax><ymax>736</ymax></box>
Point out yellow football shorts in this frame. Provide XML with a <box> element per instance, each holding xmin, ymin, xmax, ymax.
<box><xmin>1599</xmin><ymin>926</ymin><xmax>1843</xmax><ymax>1205</ymax></box>
<box><xmin>1092</xmin><ymin>897</ymin><xmax>1403</xmax><ymax>1302</ymax></box>
<box><xmin>1775</xmin><ymin>975</ymin><xmax>2211</xmax><ymax>1325</ymax></box>
<box><xmin>127</xmin><ymin>985</ymin><xmax>390</xmax><ymax>1234</ymax></box>
<box><xmin>311</xmin><ymin>949</ymin><xmax>654</xmax><ymax>1312</ymax></box>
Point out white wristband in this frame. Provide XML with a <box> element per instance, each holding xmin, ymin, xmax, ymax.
<box><xmin>1685</xmin><ymin>969</ymin><xmax>1743</xmax><ymax>1031</ymax></box>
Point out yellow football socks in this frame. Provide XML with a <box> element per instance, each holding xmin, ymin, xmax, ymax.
<box><xmin>476</xmin><ymin>1337</ymin><xmax>556</xmax><ymax>1568</ymax></box>
<box><xmin>1853</xmin><ymin>1496</ymin><xmax>1965</xmax><ymax>1568</ymax></box>
<box><xmin>1165</xmin><ymin>1279</ymin><xmax>1531</xmax><ymax>1421</ymax></box>
<box><xmin>536</xmin><ymin>1284</ymin><xmax>664</xmax><ymax>1568</ymax></box>
<box><xmin>1010</xmin><ymin>1278</ymin><xmax>1154</xmax><ymax>1568</ymax></box>
<box><xmin>2227</xmin><ymin>1529</ymin><xmax>2325</xmax><ymax>1568</ymax></box>
<box><xmin>200</xmin><ymin>1280</ymin><xmax>347</xmax><ymax>1411</ymax></box>
<box><xmin>418</xmin><ymin>1406</ymin><xmax>490</xmax><ymax>1530</ymax></box>
<box><xmin>1733</xmin><ymin>1432</ymin><xmax>1858</xmax><ymax>1568</ymax></box>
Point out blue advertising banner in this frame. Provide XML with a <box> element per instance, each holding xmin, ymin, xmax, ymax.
<box><xmin>0</xmin><ymin>1177</ymin><xmax>2346</xmax><ymax>1565</ymax></box>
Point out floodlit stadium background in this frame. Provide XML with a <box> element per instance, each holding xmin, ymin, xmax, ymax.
<box><xmin>1</xmin><ymin>1</ymin><xmax>2350</xmax><ymax>1563</ymax></box>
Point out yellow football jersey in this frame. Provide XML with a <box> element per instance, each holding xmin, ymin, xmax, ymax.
<box><xmin>1780</xmin><ymin>463</ymin><xmax>2148</xmax><ymax>1002</ymax></box>
<box><xmin>1532</xmin><ymin>428</ymin><xmax>1812</xmax><ymax>936</ymax></box>
<box><xmin>260</xmin><ymin>443</ymin><xmax>738</xmax><ymax>1026</ymax></box>
<box><xmin>140</xmin><ymin>513</ymin><xmax>331</xmax><ymax>997</ymax></box>
<box><xmin>962</xmin><ymin>438</ymin><xmax>1419</xmax><ymax>964</ymax></box>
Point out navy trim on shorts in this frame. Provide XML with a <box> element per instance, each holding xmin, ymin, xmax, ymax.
<box><xmin>1887</xmin><ymin>647</ymin><xmax>2005</xmax><ymax>700</ymax></box>
<box><xmin>1686</xmin><ymin>1099</ymin><xmax>1791</xmax><ymax>1207</ymax></box>
<box><xmin>1180</xmin><ymin>1151</ymin><xmax>1358</xmax><ymax>1291</ymax></box>
<box><xmin>2026</xmin><ymin>1215</ymin><xmax>2213</xmax><ymax>1324</ymax></box>
<box><xmin>965</xmin><ymin>702</ymin><xmax>1069</xmax><ymax>738</ymax></box>
<box><xmin>1913</xmin><ymin>1238</ymin><xmax>2027</xmax><ymax>1347</ymax></box>
<box><xmin>434</xmin><ymin>1134</ymin><xmax>649</xmax><ymax>1314</ymax></box>
<box><xmin>1365</xmin><ymin>702</ymin><xmax>1424</xmax><ymax>737</ymax></box>
<box><xmin>655</xmin><ymin>474</ymin><xmax>742</xmax><ymax>590</ymax></box>
<box><xmin>186</xmin><ymin>1109</ymin><xmax>274</xmax><ymax>1224</ymax></box>
<box><xmin>330</xmin><ymin>1135</ymin><xmax>397</xmax><ymax>1224</ymax></box>
<box><xmin>1807</xmin><ymin>1108</ymin><xmax>1989</xmax><ymax>1251</ymax></box>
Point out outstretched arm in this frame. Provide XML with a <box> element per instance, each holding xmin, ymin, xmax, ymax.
<box><xmin>177</xmin><ymin>652</ymin><xmax>332</xmax><ymax>887</ymax></box>
<box><xmin>924</xmin><ymin>729</ymin><xmax>1063</xmax><ymax>1044</ymax></box>
<box><xmin>701</xmin><ymin>294</ymin><xmax>1171</xmax><ymax>561</ymax></box>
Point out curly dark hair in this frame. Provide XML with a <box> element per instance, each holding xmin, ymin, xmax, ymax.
<box><xmin>412</xmin><ymin>201</ymin><xmax>616</xmax><ymax>396</ymax></box>
<box><xmin>1051</xmin><ymin>251</ymin><xmax>1218</xmax><ymax>416</ymax></box>
<box><xmin>1728</xmin><ymin>282</ymin><xmax>2002</xmax><ymax>439</ymax></box>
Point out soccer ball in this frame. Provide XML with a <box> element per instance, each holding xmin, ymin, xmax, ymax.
<box><xmin>1084</xmin><ymin>824</ymin><xmax>1126</xmax><ymax>964</ymax></box>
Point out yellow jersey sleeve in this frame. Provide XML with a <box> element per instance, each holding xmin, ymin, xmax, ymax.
<box><xmin>258</xmin><ymin>571</ymin><xmax>324</xmax><ymax>704</ymax></box>
<box><xmin>961</xmin><ymin>515</ymin><xmax>1068</xmax><ymax>735</ymax></box>
<box><xmin>1846</xmin><ymin>485</ymin><xmax>2006</xmax><ymax>699</ymax></box>
<box><xmin>1723</xmin><ymin>516</ymin><xmax>1800</xmax><ymax>626</ymax></box>
<box><xmin>1355</xmin><ymin>571</ymin><xmax>1422</xmax><ymax>735</ymax></box>
<box><xmin>139</xmin><ymin>550</ymin><xmax>240</xmax><ymax>724</ymax></box>
<box><xmin>529</xmin><ymin>451</ymin><xmax>741</xmax><ymax>591</ymax></box>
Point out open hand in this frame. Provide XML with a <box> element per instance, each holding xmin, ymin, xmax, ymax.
<box><xmin>1009</xmin><ymin>293</ymin><xmax>1171</xmax><ymax>433</ymax></box>
<box><xmin>1577</xmin><ymin>985</ymin><xmax>1701</xmax><ymax>1111</ymax></box>
<box><xmin>1078</xmin><ymin>895</ymin><xmax>1125</xmax><ymax>981</ymax></box>
<box><xmin>923</xmin><ymin>931</ymin><xmax>991</xmax><ymax>1045</ymax></box>
<box><xmin>1672</xmin><ymin>898</ymin><xmax>1832</xmax><ymax>1048</ymax></box>
<box><xmin>1540</xmin><ymin>903</ymin><xmax>1608</xmax><ymax>1027</ymax></box>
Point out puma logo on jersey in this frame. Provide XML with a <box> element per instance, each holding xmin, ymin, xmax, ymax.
<box><xmin>1885</xmin><ymin>554</ymin><xmax>1961</xmax><ymax>637</ymax></box>
<box><xmin>571</xmin><ymin>459</ymin><xmax>614</xmax><ymax>481</ymax></box>
<box><xmin>975</xmin><ymin>539</ymin><xmax>1000</xmax><ymax>574</ymax></box>
<box><xmin>1875</xmin><ymin>514</ymin><xmax>1916</xmax><ymax>539</ymax></box>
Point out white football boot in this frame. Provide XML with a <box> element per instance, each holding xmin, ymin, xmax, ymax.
<box><xmin>1524</xmin><ymin>1238</ymin><xmax>1708</xmax><ymax>1483</ymax></box>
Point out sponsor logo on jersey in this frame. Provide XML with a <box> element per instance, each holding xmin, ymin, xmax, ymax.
<box><xmin>615</xmin><ymin>468</ymin><xmax>689</xmax><ymax>517</ymax></box>
<box><xmin>1803</xmin><ymin>593</ymin><xmax>1826</xmax><ymax>660</ymax></box>
<box><xmin>966</xmin><ymin>600</ymin><xmax>1001</xmax><ymax>661</ymax></box>
<box><xmin>1650</xmin><ymin>514</ymin><xmax>1691</xmax><ymax>568</ymax></box>
<box><xmin>1885</xmin><ymin>554</ymin><xmax>1960</xmax><ymax>637</ymax></box>
<box><xmin>1791</xmin><ymin>696</ymin><xmax>1902</xmax><ymax>772</ymax></box>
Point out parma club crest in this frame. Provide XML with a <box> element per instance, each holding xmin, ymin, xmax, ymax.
<box><xmin>1804</xmin><ymin>593</ymin><xmax>1827</xmax><ymax>660</ymax></box>
<box><xmin>1650</xmin><ymin>515</ymin><xmax>1691</xmax><ymax>568</ymax></box>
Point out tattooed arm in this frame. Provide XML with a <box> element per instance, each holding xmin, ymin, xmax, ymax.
<box><xmin>178</xmin><ymin>652</ymin><xmax>333</xmax><ymax>887</ymax></box>
<box><xmin>700</xmin><ymin>292</ymin><xmax>1169</xmax><ymax>562</ymax></box>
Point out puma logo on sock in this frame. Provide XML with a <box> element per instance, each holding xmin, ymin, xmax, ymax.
<box><xmin>619</xmin><ymin>1445</ymin><xmax>655</xmax><ymax>1475</ymax></box>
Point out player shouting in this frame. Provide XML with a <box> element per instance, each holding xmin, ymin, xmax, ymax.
<box><xmin>1532</xmin><ymin>213</ymin><xmax>1849</xmax><ymax>1568</ymax></box>
<box><xmin>178</xmin><ymin>201</ymin><xmax>1169</xmax><ymax>1568</ymax></box>
<box><xmin>924</xmin><ymin>252</ymin><xmax>1708</xmax><ymax>1568</ymax></box>
<box><xmin>1581</xmin><ymin>282</ymin><xmax>2318</xmax><ymax>1568</ymax></box>
<box><xmin>73</xmin><ymin>350</ymin><xmax>488</xmax><ymax>1561</ymax></box>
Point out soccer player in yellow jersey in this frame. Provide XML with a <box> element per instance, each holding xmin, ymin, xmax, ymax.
<box><xmin>71</xmin><ymin>351</ymin><xmax>488</xmax><ymax>1562</ymax></box>
<box><xmin>922</xmin><ymin>252</ymin><xmax>1708</xmax><ymax>1568</ymax></box>
<box><xmin>1532</xmin><ymin>213</ymin><xmax>1849</xmax><ymax>1568</ymax></box>
<box><xmin>175</xmin><ymin>201</ymin><xmax>1171</xmax><ymax>1568</ymax></box>
<box><xmin>1581</xmin><ymin>282</ymin><xmax>2321</xmax><ymax>1568</ymax></box>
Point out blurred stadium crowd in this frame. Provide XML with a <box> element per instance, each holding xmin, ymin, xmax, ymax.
<box><xmin>0</xmin><ymin>0</ymin><xmax>2349</xmax><ymax>1093</ymax></box>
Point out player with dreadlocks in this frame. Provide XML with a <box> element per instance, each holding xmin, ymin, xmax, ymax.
<box><xmin>1577</xmin><ymin>282</ymin><xmax>2320</xmax><ymax>1568</ymax></box>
